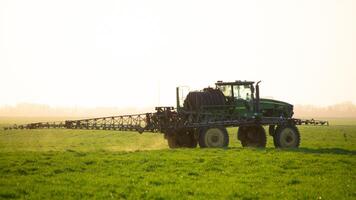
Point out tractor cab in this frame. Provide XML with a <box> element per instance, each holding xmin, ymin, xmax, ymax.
<box><xmin>215</xmin><ymin>81</ymin><xmax>255</xmax><ymax>102</ymax></box>
<box><xmin>215</xmin><ymin>81</ymin><xmax>256</xmax><ymax>115</ymax></box>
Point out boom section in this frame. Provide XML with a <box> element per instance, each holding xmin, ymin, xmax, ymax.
<box><xmin>3</xmin><ymin>108</ymin><xmax>328</xmax><ymax>132</ymax></box>
<box><xmin>4</xmin><ymin>113</ymin><xmax>156</xmax><ymax>133</ymax></box>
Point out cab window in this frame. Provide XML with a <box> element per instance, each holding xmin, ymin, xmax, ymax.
<box><xmin>233</xmin><ymin>85</ymin><xmax>252</xmax><ymax>101</ymax></box>
<box><xmin>218</xmin><ymin>85</ymin><xmax>232</xmax><ymax>97</ymax></box>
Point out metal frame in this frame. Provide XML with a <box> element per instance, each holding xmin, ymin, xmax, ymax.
<box><xmin>3</xmin><ymin>81</ymin><xmax>328</xmax><ymax>132</ymax></box>
<box><xmin>4</xmin><ymin>108</ymin><xmax>328</xmax><ymax>132</ymax></box>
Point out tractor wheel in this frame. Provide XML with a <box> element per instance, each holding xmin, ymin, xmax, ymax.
<box><xmin>238</xmin><ymin>125</ymin><xmax>267</xmax><ymax>148</ymax></box>
<box><xmin>199</xmin><ymin>127</ymin><xmax>229</xmax><ymax>148</ymax></box>
<box><xmin>176</xmin><ymin>129</ymin><xmax>198</xmax><ymax>148</ymax></box>
<box><xmin>268</xmin><ymin>125</ymin><xmax>275</xmax><ymax>136</ymax></box>
<box><xmin>166</xmin><ymin>134</ymin><xmax>178</xmax><ymax>148</ymax></box>
<box><xmin>273</xmin><ymin>125</ymin><xmax>300</xmax><ymax>148</ymax></box>
<box><xmin>166</xmin><ymin>129</ymin><xmax>197</xmax><ymax>148</ymax></box>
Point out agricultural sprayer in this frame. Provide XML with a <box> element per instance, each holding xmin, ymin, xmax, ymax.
<box><xmin>4</xmin><ymin>81</ymin><xmax>328</xmax><ymax>148</ymax></box>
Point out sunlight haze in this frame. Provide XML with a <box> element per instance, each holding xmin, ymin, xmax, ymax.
<box><xmin>0</xmin><ymin>0</ymin><xmax>355</xmax><ymax>109</ymax></box>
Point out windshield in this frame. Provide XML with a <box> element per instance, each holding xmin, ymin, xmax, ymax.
<box><xmin>217</xmin><ymin>84</ymin><xmax>253</xmax><ymax>101</ymax></box>
<box><xmin>233</xmin><ymin>85</ymin><xmax>252</xmax><ymax>101</ymax></box>
<box><xmin>218</xmin><ymin>85</ymin><xmax>232</xmax><ymax>97</ymax></box>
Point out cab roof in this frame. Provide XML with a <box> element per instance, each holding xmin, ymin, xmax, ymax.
<box><xmin>215</xmin><ymin>80</ymin><xmax>255</xmax><ymax>86</ymax></box>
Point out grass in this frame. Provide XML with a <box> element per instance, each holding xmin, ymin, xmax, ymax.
<box><xmin>0</xmin><ymin>118</ymin><xmax>355</xmax><ymax>199</ymax></box>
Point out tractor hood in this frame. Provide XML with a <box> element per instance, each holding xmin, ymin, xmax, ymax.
<box><xmin>259</xmin><ymin>98</ymin><xmax>294</xmax><ymax>118</ymax></box>
<box><xmin>260</xmin><ymin>98</ymin><xmax>293</xmax><ymax>107</ymax></box>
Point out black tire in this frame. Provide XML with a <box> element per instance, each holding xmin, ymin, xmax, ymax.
<box><xmin>273</xmin><ymin>125</ymin><xmax>300</xmax><ymax>148</ymax></box>
<box><xmin>238</xmin><ymin>125</ymin><xmax>267</xmax><ymax>148</ymax></box>
<box><xmin>176</xmin><ymin>129</ymin><xmax>198</xmax><ymax>148</ymax></box>
<box><xmin>166</xmin><ymin>134</ymin><xmax>178</xmax><ymax>148</ymax></box>
<box><xmin>166</xmin><ymin>129</ymin><xmax>197</xmax><ymax>149</ymax></box>
<box><xmin>268</xmin><ymin>125</ymin><xmax>275</xmax><ymax>136</ymax></box>
<box><xmin>199</xmin><ymin>127</ymin><xmax>229</xmax><ymax>148</ymax></box>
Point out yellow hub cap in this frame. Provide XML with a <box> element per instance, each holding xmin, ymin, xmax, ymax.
<box><xmin>204</xmin><ymin>128</ymin><xmax>224</xmax><ymax>147</ymax></box>
<box><xmin>280</xmin><ymin>128</ymin><xmax>297</xmax><ymax>147</ymax></box>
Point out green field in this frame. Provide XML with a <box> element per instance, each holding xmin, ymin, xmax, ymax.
<box><xmin>0</xmin><ymin>118</ymin><xmax>355</xmax><ymax>199</ymax></box>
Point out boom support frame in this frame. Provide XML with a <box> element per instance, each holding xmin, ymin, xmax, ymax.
<box><xmin>4</xmin><ymin>107</ymin><xmax>328</xmax><ymax>132</ymax></box>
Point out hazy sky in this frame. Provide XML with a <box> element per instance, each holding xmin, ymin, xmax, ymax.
<box><xmin>0</xmin><ymin>0</ymin><xmax>355</xmax><ymax>108</ymax></box>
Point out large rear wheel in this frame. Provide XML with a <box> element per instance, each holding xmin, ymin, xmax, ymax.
<box><xmin>199</xmin><ymin>127</ymin><xmax>229</xmax><ymax>148</ymax></box>
<box><xmin>238</xmin><ymin>125</ymin><xmax>267</xmax><ymax>148</ymax></box>
<box><xmin>273</xmin><ymin>125</ymin><xmax>300</xmax><ymax>148</ymax></box>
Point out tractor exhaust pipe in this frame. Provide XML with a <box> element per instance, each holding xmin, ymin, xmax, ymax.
<box><xmin>176</xmin><ymin>87</ymin><xmax>180</xmax><ymax>109</ymax></box>
<box><xmin>255</xmin><ymin>81</ymin><xmax>261</xmax><ymax>113</ymax></box>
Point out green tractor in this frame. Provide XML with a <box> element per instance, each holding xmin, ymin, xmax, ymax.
<box><xmin>170</xmin><ymin>80</ymin><xmax>300</xmax><ymax>149</ymax></box>
<box><xmin>5</xmin><ymin>80</ymin><xmax>327</xmax><ymax>150</ymax></box>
